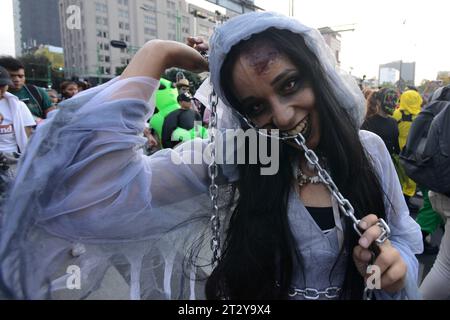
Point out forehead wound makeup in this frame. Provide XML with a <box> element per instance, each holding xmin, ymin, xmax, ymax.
<box><xmin>243</xmin><ymin>46</ymin><xmax>280</xmax><ymax>75</ymax></box>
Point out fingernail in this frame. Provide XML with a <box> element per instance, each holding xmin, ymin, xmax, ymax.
<box><xmin>359</xmin><ymin>221</ymin><xmax>368</xmax><ymax>230</ymax></box>
<box><xmin>359</xmin><ymin>237</ymin><xmax>369</xmax><ymax>248</ymax></box>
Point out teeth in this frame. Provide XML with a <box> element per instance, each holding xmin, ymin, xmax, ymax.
<box><xmin>288</xmin><ymin>116</ymin><xmax>309</xmax><ymax>136</ymax></box>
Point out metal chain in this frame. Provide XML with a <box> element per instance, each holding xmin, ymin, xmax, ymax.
<box><xmin>202</xmin><ymin>18</ymin><xmax>389</xmax><ymax>295</ymax></box>
<box><xmin>289</xmin><ymin>286</ymin><xmax>342</xmax><ymax>300</ymax></box>
<box><xmin>293</xmin><ymin>133</ymin><xmax>391</xmax><ymax>300</ymax></box>
<box><xmin>208</xmin><ymin>89</ymin><xmax>221</xmax><ymax>266</ymax></box>
<box><xmin>206</xmin><ymin>15</ymin><xmax>226</xmax><ymax>268</ymax></box>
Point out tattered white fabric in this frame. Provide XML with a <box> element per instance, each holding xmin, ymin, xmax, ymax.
<box><xmin>0</xmin><ymin>77</ymin><xmax>226</xmax><ymax>299</ymax></box>
<box><xmin>359</xmin><ymin>131</ymin><xmax>423</xmax><ymax>300</ymax></box>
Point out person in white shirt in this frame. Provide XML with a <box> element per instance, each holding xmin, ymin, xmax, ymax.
<box><xmin>0</xmin><ymin>66</ymin><xmax>35</xmax><ymax>176</ymax></box>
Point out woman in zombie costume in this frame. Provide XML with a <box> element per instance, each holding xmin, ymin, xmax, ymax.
<box><xmin>0</xmin><ymin>12</ymin><xmax>422</xmax><ymax>300</ymax></box>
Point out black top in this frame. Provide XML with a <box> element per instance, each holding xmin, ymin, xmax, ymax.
<box><xmin>361</xmin><ymin>114</ymin><xmax>400</xmax><ymax>155</ymax></box>
<box><xmin>161</xmin><ymin>109</ymin><xmax>202</xmax><ymax>148</ymax></box>
<box><xmin>305</xmin><ymin>207</ymin><xmax>335</xmax><ymax>232</ymax></box>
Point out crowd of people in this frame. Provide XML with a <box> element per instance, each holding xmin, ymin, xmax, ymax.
<box><xmin>361</xmin><ymin>86</ymin><xmax>446</xmax><ymax>256</ymax></box>
<box><xmin>0</xmin><ymin>11</ymin><xmax>448</xmax><ymax>300</ymax></box>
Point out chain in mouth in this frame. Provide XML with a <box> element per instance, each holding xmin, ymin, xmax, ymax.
<box><xmin>286</xmin><ymin>115</ymin><xmax>311</xmax><ymax>137</ymax></box>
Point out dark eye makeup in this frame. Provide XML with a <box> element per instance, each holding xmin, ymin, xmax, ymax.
<box><xmin>242</xmin><ymin>100</ymin><xmax>266</xmax><ymax>117</ymax></box>
<box><xmin>238</xmin><ymin>71</ymin><xmax>309</xmax><ymax>120</ymax></box>
<box><xmin>279</xmin><ymin>73</ymin><xmax>307</xmax><ymax>95</ymax></box>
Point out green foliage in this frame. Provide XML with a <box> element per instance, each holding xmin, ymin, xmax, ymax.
<box><xmin>115</xmin><ymin>65</ymin><xmax>127</xmax><ymax>76</ymax></box>
<box><xmin>19</xmin><ymin>54</ymin><xmax>51</xmax><ymax>87</ymax></box>
<box><xmin>379</xmin><ymin>82</ymin><xmax>397</xmax><ymax>89</ymax></box>
<box><xmin>19</xmin><ymin>53</ymin><xmax>66</xmax><ymax>90</ymax></box>
<box><xmin>163</xmin><ymin>68</ymin><xmax>203</xmax><ymax>92</ymax></box>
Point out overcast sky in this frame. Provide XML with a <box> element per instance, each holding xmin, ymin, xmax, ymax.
<box><xmin>256</xmin><ymin>0</ymin><xmax>450</xmax><ymax>83</ymax></box>
<box><xmin>1</xmin><ymin>0</ymin><xmax>449</xmax><ymax>83</ymax></box>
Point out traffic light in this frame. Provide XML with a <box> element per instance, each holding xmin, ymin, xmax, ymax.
<box><xmin>110</xmin><ymin>40</ymin><xmax>127</xmax><ymax>49</ymax></box>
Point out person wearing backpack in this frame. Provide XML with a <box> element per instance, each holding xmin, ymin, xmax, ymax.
<box><xmin>393</xmin><ymin>90</ymin><xmax>422</xmax><ymax>208</ymax></box>
<box><xmin>400</xmin><ymin>85</ymin><xmax>450</xmax><ymax>299</ymax></box>
<box><xmin>0</xmin><ymin>56</ymin><xmax>56</xmax><ymax>125</ymax></box>
<box><xmin>415</xmin><ymin>88</ymin><xmax>447</xmax><ymax>254</ymax></box>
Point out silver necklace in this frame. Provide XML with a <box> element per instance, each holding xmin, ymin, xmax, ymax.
<box><xmin>296</xmin><ymin>167</ymin><xmax>322</xmax><ymax>187</ymax></box>
<box><xmin>296</xmin><ymin>158</ymin><xmax>327</xmax><ymax>187</ymax></box>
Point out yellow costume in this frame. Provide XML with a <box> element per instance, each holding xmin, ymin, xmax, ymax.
<box><xmin>392</xmin><ymin>90</ymin><xmax>422</xmax><ymax>197</ymax></box>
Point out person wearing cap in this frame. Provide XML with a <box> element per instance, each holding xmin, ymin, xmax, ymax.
<box><xmin>0</xmin><ymin>66</ymin><xmax>35</xmax><ymax>177</ymax></box>
<box><xmin>0</xmin><ymin>11</ymin><xmax>421</xmax><ymax>301</ymax></box>
<box><xmin>159</xmin><ymin>91</ymin><xmax>205</xmax><ymax>149</ymax></box>
<box><xmin>176</xmin><ymin>78</ymin><xmax>190</xmax><ymax>95</ymax></box>
<box><xmin>177</xmin><ymin>91</ymin><xmax>193</xmax><ymax>110</ymax></box>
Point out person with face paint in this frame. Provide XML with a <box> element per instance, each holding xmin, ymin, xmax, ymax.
<box><xmin>0</xmin><ymin>12</ymin><xmax>423</xmax><ymax>300</ymax></box>
<box><xmin>361</xmin><ymin>89</ymin><xmax>411</xmax><ymax>212</ymax></box>
<box><xmin>362</xmin><ymin>88</ymin><xmax>400</xmax><ymax>155</ymax></box>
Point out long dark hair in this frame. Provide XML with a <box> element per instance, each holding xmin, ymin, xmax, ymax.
<box><xmin>365</xmin><ymin>90</ymin><xmax>380</xmax><ymax>120</ymax></box>
<box><xmin>205</xmin><ymin>28</ymin><xmax>387</xmax><ymax>300</ymax></box>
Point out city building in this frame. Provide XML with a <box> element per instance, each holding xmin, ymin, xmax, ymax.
<box><xmin>318</xmin><ymin>27</ymin><xmax>342</xmax><ymax>66</ymax></box>
<box><xmin>59</xmin><ymin>0</ymin><xmax>256</xmax><ymax>84</ymax></box>
<box><xmin>205</xmin><ymin>0</ymin><xmax>260</xmax><ymax>16</ymax></box>
<box><xmin>379</xmin><ymin>60</ymin><xmax>416</xmax><ymax>89</ymax></box>
<box><xmin>13</xmin><ymin>0</ymin><xmax>62</xmax><ymax>57</ymax></box>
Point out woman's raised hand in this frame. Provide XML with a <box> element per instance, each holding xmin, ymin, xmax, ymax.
<box><xmin>352</xmin><ymin>214</ymin><xmax>407</xmax><ymax>293</ymax></box>
<box><xmin>122</xmin><ymin>40</ymin><xmax>209</xmax><ymax>80</ymax></box>
<box><xmin>186</xmin><ymin>36</ymin><xmax>209</xmax><ymax>55</ymax></box>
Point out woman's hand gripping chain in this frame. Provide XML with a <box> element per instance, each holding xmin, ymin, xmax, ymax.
<box><xmin>353</xmin><ymin>214</ymin><xmax>407</xmax><ymax>294</ymax></box>
<box><xmin>187</xmin><ymin>36</ymin><xmax>210</xmax><ymax>60</ymax></box>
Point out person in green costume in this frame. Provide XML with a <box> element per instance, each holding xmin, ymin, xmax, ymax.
<box><xmin>150</xmin><ymin>78</ymin><xmax>207</xmax><ymax>149</ymax></box>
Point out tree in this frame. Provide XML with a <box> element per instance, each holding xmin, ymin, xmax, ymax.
<box><xmin>379</xmin><ymin>82</ymin><xmax>397</xmax><ymax>90</ymax></box>
<box><xmin>19</xmin><ymin>53</ymin><xmax>66</xmax><ymax>90</ymax></box>
<box><xmin>437</xmin><ymin>74</ymin><xmax>450</xmax><ymax>86</ymax></box>
<box><xmin>163</xmin><ymin>68</ymin><xmax>203</xmax><ymax>92</ymax></box>
<box><xmin>20</xmin><ymin>54</ymin><xmax>51</xmax><ymax>88</ymax></box>
<box><xmin>418</xmin><ymin>79</ymin><xmax>443</xmax><ymax>101</ymax></box>
<box><xmin>115</xmin><ymin>66</ymin><xmax>127</xmax><ymax>76</ymax></box>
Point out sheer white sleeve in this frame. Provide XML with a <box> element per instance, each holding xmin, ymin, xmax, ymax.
<box><xmin>0</xmin><ymin>76</ymin><xmax>221</xmax><ymax>300</ymax></box>
<box><xmin>360</xmin><ymin>130</ymin><xmax>423</xmax><ymax>300</ymax></box>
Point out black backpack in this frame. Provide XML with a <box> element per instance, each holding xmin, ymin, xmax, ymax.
<box><xmin>400</xmin><ymin>86</ymin><xmax>450</xmax><ymax>197</ymax></box>
<box><xmin>25</xmin><ymin>84</ymin><xmax>45</xmax><ymax>116</ymax></box>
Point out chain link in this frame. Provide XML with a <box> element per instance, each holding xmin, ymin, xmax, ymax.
<box><xmin>293</xmin><ymin>134</ymin><xmax>391</xmax><ymax>300</ymax></box>
<box><xmin>205</xmin><ymin>16</ymin><xmax>226</xmax><ymax>270</ymax></box>
<box><xmin>203</xmin><ymin>27</ymin><xmax>389</xmax><ymax>295</ymax></box>
<box><xmin>288</xmin><ymin>286</ymin><xmax>342</xmax><ymax>300</ymax></box>
<box><xmin>208</xmin><ymin>89</ymin><xmax>221</xmax><ymax>266</ymax></box>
